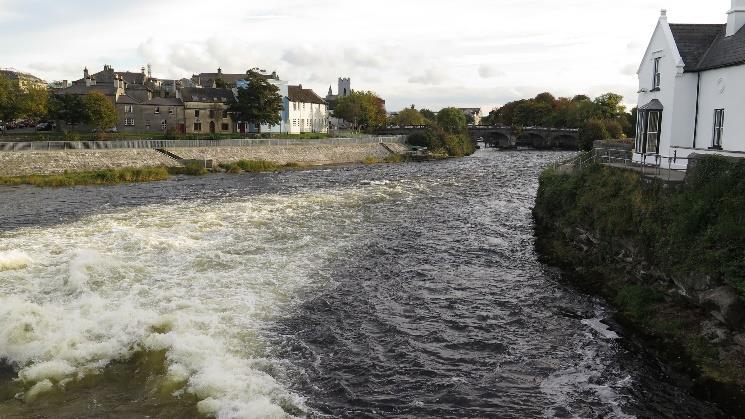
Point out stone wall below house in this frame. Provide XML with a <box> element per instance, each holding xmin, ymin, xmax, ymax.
<box><xmin>0</xmin><ymin>142</ymin><xmax>411</xmax><ymax>177</ymax></box>
<box><xmin>0</xmin><ymin>150</ymin><xmax>179</xmax><ymax>177</ymax></box>
<box><xmin>164</xmin><ymin>143</ymin><xmax>410</xmax><ymax>165</ymax></box>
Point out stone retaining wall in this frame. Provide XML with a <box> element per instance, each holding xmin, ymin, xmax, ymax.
<box><xmin>166</xmin><ymin>143</ymin><xmax>410</xmax><ymax>165</ymax></box>
<box><xmin>0</xmin><ymin>150</ymin><xmax>178</xmax><ymax>176</ymax></box>
<box><xmin>0</xmin><ymin>142</ymin><xmax>411</xmax><ymax>177</ymax></box>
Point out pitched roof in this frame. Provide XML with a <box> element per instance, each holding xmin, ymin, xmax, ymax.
<box><xmin>57</xmin><ymin>83</ymin><xmax>117</xmax><ymax>96</ymax></box>
<box><xmin>669</xmin><ymin>23</ymin><xmax>745</xmax><ymax>71</ymax></box>
<box><xmin>287</xmin><ymin>85</ymin><xmax>326</xmax><ymax>105</ymax></box>
<box><xmin>180</xmin><ymin>87</ymin><xmax>235</xmax><ymax>103</ymax></box>
<box><xmin>669</xmin><ymin>24</ymin><xmax>725</xmax><ymax>71</ymax></box>
<box><xmin>147</xmin><ymin>97</ymin><xmax>183</xmax><ymax>106</ymax></box>
<box><xmin>116</xmin><ymin>95</ymin><xmax>140</xmax><ymax>105</ymax></box>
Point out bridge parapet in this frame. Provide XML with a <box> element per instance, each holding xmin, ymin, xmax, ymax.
<box><xmin>376</xmin><ymin>125</ymin><xmax>580</xmax><ymax>150</ymax></box>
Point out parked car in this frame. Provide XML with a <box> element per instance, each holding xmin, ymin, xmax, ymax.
<box><xmin>36</xmin><ymin>122</ymin><xmax>53</xmax><ymax>131</ymax></box>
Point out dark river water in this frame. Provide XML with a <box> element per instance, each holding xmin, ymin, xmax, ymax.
<box><xmin>0</xmin><ymin>149</ymin><xmax>729</xmax><ymax>418</ymax></box>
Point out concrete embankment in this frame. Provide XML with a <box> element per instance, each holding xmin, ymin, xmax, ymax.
<box><xmin>0</xmin><ymin>140</ymin><xmax>409</xmax><ymax>177</ymax></box>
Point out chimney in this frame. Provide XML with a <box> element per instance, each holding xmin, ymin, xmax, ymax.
<box><xmin>84</xmin><ymin>67</ymin><xmax>89</xmax><ymax>78</ymax></box>
<box><xmin>727</xmin><ymin>0</ymin><xmax>745</xmax><ymax>36</ymax></box>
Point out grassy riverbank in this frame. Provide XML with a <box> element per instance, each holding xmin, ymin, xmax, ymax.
<box><xmin>0</xmin><ymin>167</ymin><xmax>173</xmax><ymax>187</ymax></box>
<box><xmin>533</xmin><ymin>156</ymin><xmax>745</xmax><ymax>413</ymax></box>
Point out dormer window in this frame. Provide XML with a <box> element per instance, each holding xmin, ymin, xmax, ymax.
<box><xmin>652</xmin><ymin>57</ymin><xmax>661</xmax><ymax>90</ymax></box>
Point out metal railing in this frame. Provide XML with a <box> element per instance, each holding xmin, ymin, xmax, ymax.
<box><xmin>552</xmin><ymin>147</ymin><xmax>694</xmax><ymax>182</ymax></box>
<box><xmin>0</xmin><ymin>135</ymin><xmax>407</xmax><ymax>152</ymax></box>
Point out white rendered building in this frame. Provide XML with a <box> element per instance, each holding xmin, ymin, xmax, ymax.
<box><xmin>636</xmin><ymin>1</ymin><xmax>745</xmax><ymax>168</ymax></box>
<box><xmin>286</xmin><ymin>85</ymin><xmax>328</xmax><ymax>134</ymax></box>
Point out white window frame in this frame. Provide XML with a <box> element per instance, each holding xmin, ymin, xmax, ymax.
<box><xmin>653</xmin><ymin>57</ymin><xmax>661</xmax><ymax>90</ymax></box>
<box><xmin>646</xmin><ymin>111</ymin><xmax>661</xmax><ymax>154</ymax></box>
<box><xmin>713</xmin><ymin>109</ymin><xmax>724</xmax><ymax>148</ymax></box>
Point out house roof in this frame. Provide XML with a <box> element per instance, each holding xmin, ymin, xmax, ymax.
<box><xmin>147</xmin><ymin>97</ymin><xmax>183</xmax><ymax>106</ymax></box>
<box><xmin>116</xmin><ymin>95</ymin><xmax>140</xmax><ymax>105</ymax></box>
<box><xmin>180</xmin><ymin>87</ymin><xmax>235</xmax><ymax>103</ymax></box>
<box><xmin>669</xmin><ymin>24</ymin><xmax>724</xmax><ymax>71</ymax></box>
<box><xmin>669</xmin><ymin>23</ymin><xmax>745</xmax><ymax>71</ymax></box>
<box><xmin>57</xmin><ymin>83</ymin><xmax>117</xmax><ymax>96</ymax></box>
<box><xmin>287</xmin><ymin>85</ymin><xmax>326</xmax><ymax>105</ymax></box>
<box><xmin>639</xmin><ymin>99</ymin><xmax>664</xmax><ymax>111</ymax></box>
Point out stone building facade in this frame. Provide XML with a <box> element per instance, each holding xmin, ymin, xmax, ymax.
<box><xmin>181</xmin><ymin>88</ymin><xmax>235</xmax><ymax>134</ymax></box>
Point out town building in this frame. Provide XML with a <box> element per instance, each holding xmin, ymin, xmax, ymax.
<box><xmin>192</xmin><ymin>68</ymin><xmax>280</xmax><ymax>89</ymax></box>
<box><xmin>180</xmin><ymin>87</ymin><xmax>235</xmax><ymax>134</ymax></box>
<box><xmin>0</xmin><ymin>69</ymin><xmax>47</xmax><ymax>91</ymax></box>
<box><xmin>636</xmin><ymin>1</ymin><xmax>745</xmax><ymax>168</ymax></box>
<box><xmin>286</xmin><ymin>85</ymin><xmax>328</xmax><ymax>134</ymax></box>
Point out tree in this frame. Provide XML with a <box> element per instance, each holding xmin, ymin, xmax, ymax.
<box><xmin>578</xmin><ymin>119</ymin><xmax>609</xmax><ymax>151</ymax></box>
<box><xmin>229</xmin><ymin>70</ymin><xmax>283</xmax><ymax>134</ymax></box>
<box><xmin>593</xmin><ymin>93</ymin><xmax>626</xmax><ymax>120</ymax></box>
<box><xmin>0</xmin><ymin>74</ymin><xmax>48</xmax><ymax>124</ymax></box>
<box><xmin>48</xmin><ymin>94</ymin><xmax>88</xmax><ymax>130</ymax></box>
<box><xmin>333</xmin><ymin>91</ymin><xmax>386</xmax><ymax>131</ymax></box>
<box><xmin>436</xmin><ymin>107</ymin><xmax>467</xmax><ymax>134</ymax></box>
<box><xmin>394</xmin><ymin>106</ymin><xmax>426</xmax><ymax>126</ymax></box>
<box><xmin>84</xmin><ymin>93</ymin><xmax>118</xmax><ymax>131</ymax></box>
<box><xmin>214</xmin><ymin>78</ymin><xmax>227</xmax><ymax>88</ymax></box>
<box><xmin>419</xmin><ymin>108</ymin><xmax>436</xmax><ymax>122</ymax></box>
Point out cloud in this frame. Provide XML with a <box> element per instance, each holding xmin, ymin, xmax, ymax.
<box><xmin>621</xmin><ymin>63</ymin><xmax>638</xmax><ymax>76</ymax></box>
<box><xmin>478</xmin><ymin>64</ymin><xmax>505</xmax><ymax>78</ymax></box>
<box><xmin>408</xmin><ymin>68</ymin><xmax>447</xmax><ymax>85</ymax></box>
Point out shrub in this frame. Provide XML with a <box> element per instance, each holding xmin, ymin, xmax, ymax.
<box><xmin>603</xmin><ymin>119</ymin><xmax>624</xmax><ymax>139</ymax></box>
<box><xmin>578</xmin><ymin>119</ymin><xmax>609</xmax><ymax>151</ymax></box>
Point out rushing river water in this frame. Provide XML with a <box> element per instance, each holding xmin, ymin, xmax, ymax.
<box><xmin>0</xmin><ymin>149</ymin><xmax>730</xmax><ymax>418</ymax></box>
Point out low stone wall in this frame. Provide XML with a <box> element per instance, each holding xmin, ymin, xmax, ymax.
<box><xmin>165</xmin><ymin>143</ymin><xmax>410</xmax><ymax>165</ymax></box>
<box><xmin>0</xmin><ymin>142</ymin><xmax>411</xmax><ymax>177</ymax></box>
<box><xmin>0</xmin><ymin>149</ymin><xmax>178</xmax><ymax>177</ymax></box>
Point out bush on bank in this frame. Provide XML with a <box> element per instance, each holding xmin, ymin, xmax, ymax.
<box><xmin>533</xmin><ymin>155</ymin><xmax>745</xmax><ymax>398</ymax></box>
<box><xmin>407</xmin><ymin>126</ymin><xmax>475</xmax><ymax>157</ymax></box>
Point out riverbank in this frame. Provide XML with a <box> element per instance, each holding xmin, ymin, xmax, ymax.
<box><xmin>533</xmin><ymin>156</ymin><xmax>745</xmax><ymax>415</ymax></box>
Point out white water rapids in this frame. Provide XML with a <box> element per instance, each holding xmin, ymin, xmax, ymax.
<box><xmin>0</xmin><ymin>180</ymin><xmax>420</xmax><ymax>418</ymax></box>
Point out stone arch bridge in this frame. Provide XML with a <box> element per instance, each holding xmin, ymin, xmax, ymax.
<box><xmin>377</xmin><ymin>126</ymin><xmax>580</xmax><ymax>149</ymax></box>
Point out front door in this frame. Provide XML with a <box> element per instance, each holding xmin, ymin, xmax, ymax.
<box><xmin>209</xmin><ymin>121</ymin><xmax>216</xmax><ymax>134</ymax></box>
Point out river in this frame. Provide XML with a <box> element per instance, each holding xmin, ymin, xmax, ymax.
<box><xmin>0</xmin><ymin>149</ymin><xmax>729</xmax><ymax>418</ymax></box>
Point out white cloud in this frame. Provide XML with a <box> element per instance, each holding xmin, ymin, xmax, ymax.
<box><xmin>408</xmin><ymin>69</ymin><xmax>447</xmax><ymax>85</ymax></box>
<box><xmin>0</xmin><ymin>0</ymin><xmax>731</xmax><ymax>110</ymax></box>
<box><xmin>478</xmin><ymin>64</ymin><xmax>505</xmax><ymax>79</ymax></box>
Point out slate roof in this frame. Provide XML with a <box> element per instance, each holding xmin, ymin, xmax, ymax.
<box><xmin>287</xmin><ymin>85</ymin><xmax>326</xmax><ymax>105</ymax></box>
<box><xmin>147</xmin><ymin>97</ymin><xmax>183</xmax><ymax>106</ymax></box>
<box><xmin>669</xmin><ymin>23</ymin><xmax>745</xmax><ymax>71</ymax></box>
<box><xmin>180</xmin><ymin>87</ymin><xmax>235</xmax><ymax>103</ymax></box>
<box><xmin>115</xmin><ymin>95</ymin><xmax>140</xmax><ymax>105</ymax></box>
<box><xmin>57</xmin><ymin>83</ymin><xmax>117</xmax><ymax>96</ymax></box>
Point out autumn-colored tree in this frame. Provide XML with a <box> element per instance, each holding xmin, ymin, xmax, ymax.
<box><xmin>333</xmin><ymin>91</ymin><xmax>386</xmax><ymax>131</ymax></box>
<box><xmin>394</xmin><ymin>106</ymin><xmax>426</xmax><ymax>126</ymax></box>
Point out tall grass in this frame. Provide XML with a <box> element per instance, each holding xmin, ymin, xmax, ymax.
<box><xmin>219</xmin><ymin>160</ymin><xmax>280</xmax><ymax>173</ymax></box>
<box><xmin>0</xmin><ymin>167</ymin><xmax>171</xmax><ymax>187</ymax></box>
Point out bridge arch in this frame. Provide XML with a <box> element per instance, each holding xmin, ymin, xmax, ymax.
<box><xmin>484</xmin><ymin>132</ymin><xmax>511</xmax><ymax>148</ymax></box>
<box><xmin>551</xmin><ymin>134</ymin><xmax>578</xmax><ymax>149</ymax></box>
<box><xmin>516</xmin><ymin>133</ymin><xmax>549</xmax><ymax>148</ymax></box>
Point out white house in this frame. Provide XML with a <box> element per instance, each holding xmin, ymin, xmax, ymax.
<box><xmin>636</xmin><ymin>1</ymin><xmax>745</xmax><ymax>168</ymax></box>
<box><xmin>286</xmin><ymin>85</ymin><xmax>328</xmax><ymax>134</ymax></box>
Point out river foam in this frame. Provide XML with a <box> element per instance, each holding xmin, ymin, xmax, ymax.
<box><xmin>0</xmin><ymin>181</ymin><xmax>415</xmax><ymax>418</ymax></box>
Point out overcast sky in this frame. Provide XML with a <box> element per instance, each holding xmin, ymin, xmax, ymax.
<box><xmin>0</xmin><ymin>0</ymin><xmax>731</xmax><ymax>112</ymax></box>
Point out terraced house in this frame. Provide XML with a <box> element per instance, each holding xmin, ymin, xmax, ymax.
<box><xmin>180</xmin><ymin>87</ymin><xmax>235</xmax><ymax>134</ymax></box>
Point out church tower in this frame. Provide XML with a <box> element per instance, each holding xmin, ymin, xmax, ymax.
<box><xmin>338</xmin><ymin>78</ymin><xmax>351</xmax><ymax>97</ymax></box>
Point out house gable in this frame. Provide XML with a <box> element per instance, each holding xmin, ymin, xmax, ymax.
<box><xmin>637</xmin><ymin>12</ymin><xmax>685</xmax><ymax>77</ymax></box>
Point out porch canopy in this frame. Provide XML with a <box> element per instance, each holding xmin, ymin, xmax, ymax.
<box><xmin>638</xmin><ymin>99</ymin><xmax>664</xmax><ymax>111</ymax></box>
